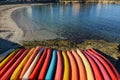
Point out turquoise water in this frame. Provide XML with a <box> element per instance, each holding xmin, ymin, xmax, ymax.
<box><xmin>12</xmin><ymin>3</ymin><xmax>120</xmax><ymax>43</ymax></box>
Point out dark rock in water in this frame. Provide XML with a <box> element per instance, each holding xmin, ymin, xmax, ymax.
<box><xmin>118</xmin><ymin>44</ymin><xmax>120</xmax><ymax>51</ymax></box>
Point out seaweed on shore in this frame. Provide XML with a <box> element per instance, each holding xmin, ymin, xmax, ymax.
<box><xmin>21</xmin><ymin>39</ymin><xmax>120</xmax><ymax>60</ymax></box>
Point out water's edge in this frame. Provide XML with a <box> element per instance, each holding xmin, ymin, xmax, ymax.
<box><xmin>11</xmin><ymin>3</ymin><xmax>120</xmax><ymax>43</ymax></box>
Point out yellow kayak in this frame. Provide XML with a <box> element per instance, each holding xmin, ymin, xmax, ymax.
<box><xmin>62</xmin><ymin>51</ymin><xmax>70</xmax><ymax>80</ymax></box>
<box><xmin>0</xmin><ymin>49</ymin><xmax>19</xmax><ymax>69</ymax></box>
<box><xmin>10</xmin><ymin>48</ymin><xmax>35</xmax><ymax>80</ymax></box>
<box><xmin>76</xmin><ymin>49</ymin><xmax>94</xmax><ymax>80</ymax></box>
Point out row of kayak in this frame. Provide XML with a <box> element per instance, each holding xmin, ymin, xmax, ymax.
<box><xmin>0</xmin><ymin>46</ymin><xmax>120</xmax><ymax>80</ymax></box>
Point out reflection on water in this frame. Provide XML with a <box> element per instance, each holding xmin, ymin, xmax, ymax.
<box><xmin>96</xmin><ymin>4</ymin><xmax>102</xmax><ymax>16</ymax></box>
<box><xmin>13</xmin><ymin>3</ymin><xmax>120</xmax><ymax>43</ymax></box>
<box><xmin>72</xmin><ymin>3</ymin><xmax>81</xmax><ymax>16</ymax></box>
<box><xmin>26</xmin><ymin>6</ymin><xmax>32</xmax><ymax>18</ymax></box>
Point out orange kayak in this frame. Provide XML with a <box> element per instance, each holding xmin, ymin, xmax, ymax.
<box><xmin>67</xmin><ymin>50</ymin><xmax>79</xmax><ymax>80</ymax></box>
<box><xmin>29</xmin><ymin>48</ymin><xmax>47</xmax><ymax>80</ymax></box>
<box><xmin>89</xmin><ymin>49</ymin><xmax>120</xmax><ymax>80</ymax></box>
<box><xmin>18</xmin><ymin>48</ymin><xmax>35</xmax><ymax>79</ymax></box>
<box><xmin>82</xmin><ymin>50</ymin><xmax>104</xmax><ymax>80</ymax></box>
<box><xmin>22</xmin><ymin>48</ymin><xmax>44</xmax><ymax>79</ymax></box>
<box><xmin>0</xmin><ymin>49</ymin><xmax>25</xmax><ymax>80</ymax></box>
<box><xmin>76</xmin><ymin>49</ymin><xmax>94</xmax><ymax>80</ymax></box>
<box><xmin>19</xmin><ymin>46</ymin><xmax>41</xmax><ymax>79</ymax></box>
<box><xmin>71</xmin><ymin>49</ymin><xmax>87</xmax><ymax>80</ymax></box>
<box><xmin>54</xmin><ymin>51</ymin><xmax>63</xmax><ymax>80</ymax></box>
<box><xmin>62</xmin><ymin>51</ymin><xmax>70</xmax><ymax>80</ymax></box>
<box><xmin>38</xmin><ymin>48</ymin><xmax>52</xmax><ymax>80</ymax></box>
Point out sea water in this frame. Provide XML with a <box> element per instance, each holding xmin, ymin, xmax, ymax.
<box><xmin>12</xmin><ymin>3</ymin><xmax>120</xmax><ymax>43</ymax></box>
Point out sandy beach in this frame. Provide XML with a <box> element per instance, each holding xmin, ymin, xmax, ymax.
<box><xmin>0</xmin><ymin>3</ymin><xmax>120</xmax><ymax>74</ymax></box>
<box><xmin>0</xmin><ymin>3</ymin><xmax>120</xmax><ymax>58</ymax></box>
<box><xmin>0</xmin><ymin>4</ymin><xmax>43</xmax><ymax>43</ymax></box>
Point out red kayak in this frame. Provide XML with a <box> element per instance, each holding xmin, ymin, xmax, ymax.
<box><xmin>29</xmin><ymin>48</ymin><xmax>47</xmax><ymax>80</ymax></box>
<box><xmin>54</xmin><ymin>50</ymin><xmax>64</xmax><ymax>80</ymax></box>
<box><xmin>10</xmin><ymin>49</ymin><xmax>31</xmax><ymax>80</ymax></box>
<box><xmin>82</xmin><ymin>50</ymin><xmax>104</xmax><ymax>80</ymax></box>
<box><xmin>38</xmin><ymin>48</ymin><xmax>52</xmax><ymax>80</ymax></box>
<box><xmin>22</xmin><ymin>48</ymin><xmax>44</xmax><ymax>79</ymax></box>
<box><xmin>45</xmin><ymin>49</ymin><xmax>57</xmax><ymax>79</ymax></box>
<box><xmin>0</xmin><ymin>49</ymin><xmax>25</xmax><ymax>80</ymax></box>
<box><xmin>19</xmin><ymin>48</ymin><xmax>35</xmax><ymax>79</ymax></box>
<box><xmin>89</xmin><ymin>48</ymin><xmax>120</xmax><ymax>80</ymax></box>
<box><xmin>84</xmin><ymin>50</ymin><xmax>111</xmax><ymax>80</ymax></box>
<box><xmin>20</xmin><ymin>46</ymin><xmax>42</xmax><ymax>79</ymax></box>
<box><xmin>87</xmin><ymin>49</ymin><xmax>118</xmax><ymax>80</ymax></box>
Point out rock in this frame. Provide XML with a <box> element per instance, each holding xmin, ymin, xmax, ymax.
<box><xmin>118</xmin><ymin>44</ymin><xmax>120</xmax><ymax>51</ymax></box>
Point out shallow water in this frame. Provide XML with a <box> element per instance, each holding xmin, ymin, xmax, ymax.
<box><xmin>12</xmin><ymin>3</ymin><xmax>120</xmax><ymax>43</ymax></box>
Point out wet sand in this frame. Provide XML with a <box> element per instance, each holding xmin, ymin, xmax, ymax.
<box><xmin>0</xmin><ymin>4</ymin><xmax>43</xmax><ymax>43</ymax></box>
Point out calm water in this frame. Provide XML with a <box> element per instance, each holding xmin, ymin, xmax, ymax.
<box><xmin>12</xmin><ymin>3</ymin><xmax>120</xmax><ymax>43</ymax></box>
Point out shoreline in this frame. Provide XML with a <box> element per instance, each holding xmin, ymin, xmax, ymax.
<box><xmin>0</xmin><ymin>4</ymin><xmax>44</xmax><ymax>44</ymax></box>
<box><xmin>1</xmin><ymin>3</ymin><xmax>120</xmax><ymax>43</ymax></box>
<box><xmin>11</xmin><ymin>5</ymin><xmax>60</xmax><ymax>41</ymax></box>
